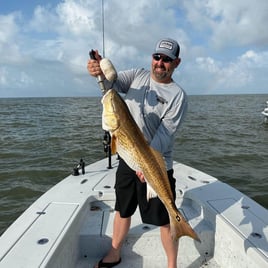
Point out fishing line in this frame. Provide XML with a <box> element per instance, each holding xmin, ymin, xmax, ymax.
<box><xmin>101</xmin><ymin>0</ymin><xmax>105</xmax><ymax>58</ymax></box>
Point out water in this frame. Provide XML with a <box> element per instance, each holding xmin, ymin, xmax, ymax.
<box><xmin>0</xmin><ymin>94</ymin><xmax>268</xmax><ymax>235</ymax></box>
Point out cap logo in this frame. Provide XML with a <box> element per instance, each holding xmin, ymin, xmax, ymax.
<box><xmin>159</xmin><ymin>40</ymin><xmax>173</xmax><ymax>50</ymax></box>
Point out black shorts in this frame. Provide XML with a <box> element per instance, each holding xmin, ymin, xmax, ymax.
<box><xmin>114</xmin><ymin>158</ymin><xmax>176</xmax><ymax>226</ymax></box>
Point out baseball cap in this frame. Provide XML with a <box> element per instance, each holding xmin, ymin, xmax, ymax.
<box><xmin>154</xmin><ymin>38</ymin><xmax>180</xmax><ymax>59</ymax></box>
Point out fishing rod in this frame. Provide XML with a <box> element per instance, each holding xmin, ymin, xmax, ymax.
<box><xmin>89</xmin><ymin>50</ymin><xmax>117</xmax><ymax>169</ymax></box>
<box><xmin>89</xmin><ymin>0</ymin><xmax>117</xmax><ymax>169</ymax></box>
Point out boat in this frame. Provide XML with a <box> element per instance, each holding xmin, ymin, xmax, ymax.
<box><xmin>262</xmin><ymin>101</ymin><xmax>268</xmax><ymax>122</ymax></box>
<box><xmin>0</xmin><ymin>155</ymin><xmax>267</xmax><ymax>268</ymax></box>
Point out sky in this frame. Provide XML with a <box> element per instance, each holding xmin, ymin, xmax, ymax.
<box><xmin>0</xmin><ymin>0</ymin><xmax>268</xmax><ymax>97</ymax></box>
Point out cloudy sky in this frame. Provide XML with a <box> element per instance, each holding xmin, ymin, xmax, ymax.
<box><xmin>1</xmin><ymin>0</ymin><xmax>268</xmax><ymax>97</ymax></box>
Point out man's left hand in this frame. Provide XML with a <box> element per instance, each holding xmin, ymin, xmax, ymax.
<box><xmin>136</xmin><ymin>171</ymin><xmax>146</xmax><ymax>183</ymax></box>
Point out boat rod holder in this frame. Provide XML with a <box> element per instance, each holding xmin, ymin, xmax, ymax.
<box><xmin>73</xmin><ymin>158</ymin><xmax>85</xmax><ymax>176</ymax></box>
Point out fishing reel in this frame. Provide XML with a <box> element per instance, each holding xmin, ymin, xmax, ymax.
<box><xmin>103</xmin><ymin>131</ymin><xmax>111</xmax><ymax>155</ymax></box>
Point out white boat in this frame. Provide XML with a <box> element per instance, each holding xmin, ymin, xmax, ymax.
<box><xmin>262</xmin><ymin>101</ymin><xmax>268</xmax><ymax>120</ymax></box>
<box><xmin>0</xmin><ymin>156</ymin><xmax>267</xmax><ymax>268</ymax></box>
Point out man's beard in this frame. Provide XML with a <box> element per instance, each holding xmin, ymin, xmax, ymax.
<box><xmin>152</xmin><ymin>66</ymin><xmax>169</xmax><ymax>80</ymax></box>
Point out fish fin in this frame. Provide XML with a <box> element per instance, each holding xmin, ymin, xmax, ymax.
<box><xmin>169</xmin><ymin>211</ymin><xmax>201</xmax><ymax>242</ymax></box>
<box><xmin>110</xmin><ymin>135</ymin><xmax>117</xmax><ymax>154</ymax></box>
<box><xmin>146</xmin><ymin>182</ymin><xmax>158</xmax><ymax>201</ymax></box>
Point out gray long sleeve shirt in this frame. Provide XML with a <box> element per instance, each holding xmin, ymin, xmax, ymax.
<box><xmin>105</xmin><ymin>68</ymin><xmax>187</xmax><ymax>170</ymax></box>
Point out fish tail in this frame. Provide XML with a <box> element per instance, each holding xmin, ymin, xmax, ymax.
<box><xmin>169</xmin><ymin>213</ymin><xmax>201</xmax><ymax>242</ymax></box>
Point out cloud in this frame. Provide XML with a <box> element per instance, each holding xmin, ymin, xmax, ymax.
<box><xmin>182</xmin><ymin>0</ymin><xmax>268</xmax><ymax>49</ymax></box>
<box><xmin>0</xmin><ymin>12</ymin><xmax>25</xmax><ymax>64</ymax></box>
<box><xmin>0</xmin><ymin>0</ymin><xmax>268</xmax><ymax>97</ymax></box>
<box><xmin>56</xmin><ymin>0</ymin><xmax>96</xmax><ymax>36</ymax></box>
<box><xmin>180</xmin><ymin>49</ymin><xmax>268</xmax><ymax>94</ymax></box>
<box><xmin>196</xmin><ymin>55</ymin><xmax>252</xmax><ymax>89</ymax></box>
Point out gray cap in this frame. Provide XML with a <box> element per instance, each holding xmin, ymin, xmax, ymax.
<box><xmin>154</xmin><ymin>38</ymin><xmax>180</xmax><ymax>59</ymax></box>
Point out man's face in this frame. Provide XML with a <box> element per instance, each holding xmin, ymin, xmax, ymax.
<box><xmin>151</xmin><ymin>53</ymin><xmax>181</xmax><ymax>83</ymax></box>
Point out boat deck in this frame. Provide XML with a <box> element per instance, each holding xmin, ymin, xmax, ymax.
<box><xmin>0</xmin><ymin>156</ymin><xmax>267</xmax><ymax>267</ymax></box>
<box><xmin>76</xmin><ymin>199</ymin><xmax>220</xmax><ymax>268</ymax></box>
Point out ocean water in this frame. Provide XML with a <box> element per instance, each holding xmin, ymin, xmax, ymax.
<box><xmin>0</xmin><ymin>94</ymin><xmax>267</xmax><ymax>235</ymax></box>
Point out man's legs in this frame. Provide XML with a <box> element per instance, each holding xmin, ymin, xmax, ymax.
<box><xmin>94</xmin><ymin>211</ymin><xmax>131</xmax><ymax>267</ymax></box>
<box><xmin>94</xmin><ymin>159</ymin><xmax>136</xmax><ymax>267</ymax></box>
<box><xmin>160</xmin><ymin>224</ymin><xmax>179</xmax><ymax>268</ymax></box>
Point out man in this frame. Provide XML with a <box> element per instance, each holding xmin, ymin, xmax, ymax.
<box><xmin>87</xmin><ymin>38</ymin><xmax>187</xmax><ymax>268</ymax></box>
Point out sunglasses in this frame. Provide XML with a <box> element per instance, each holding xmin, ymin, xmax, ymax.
<box><xmin>152</xmin><ymin>53</ymin><xmax>174</xmax><ymax>63</ymax></box>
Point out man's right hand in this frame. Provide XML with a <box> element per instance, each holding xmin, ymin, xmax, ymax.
<box><xmin>87</xmin><ymin>50</ymin><xmax>104</xmax><ymax>78</ymax></box>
